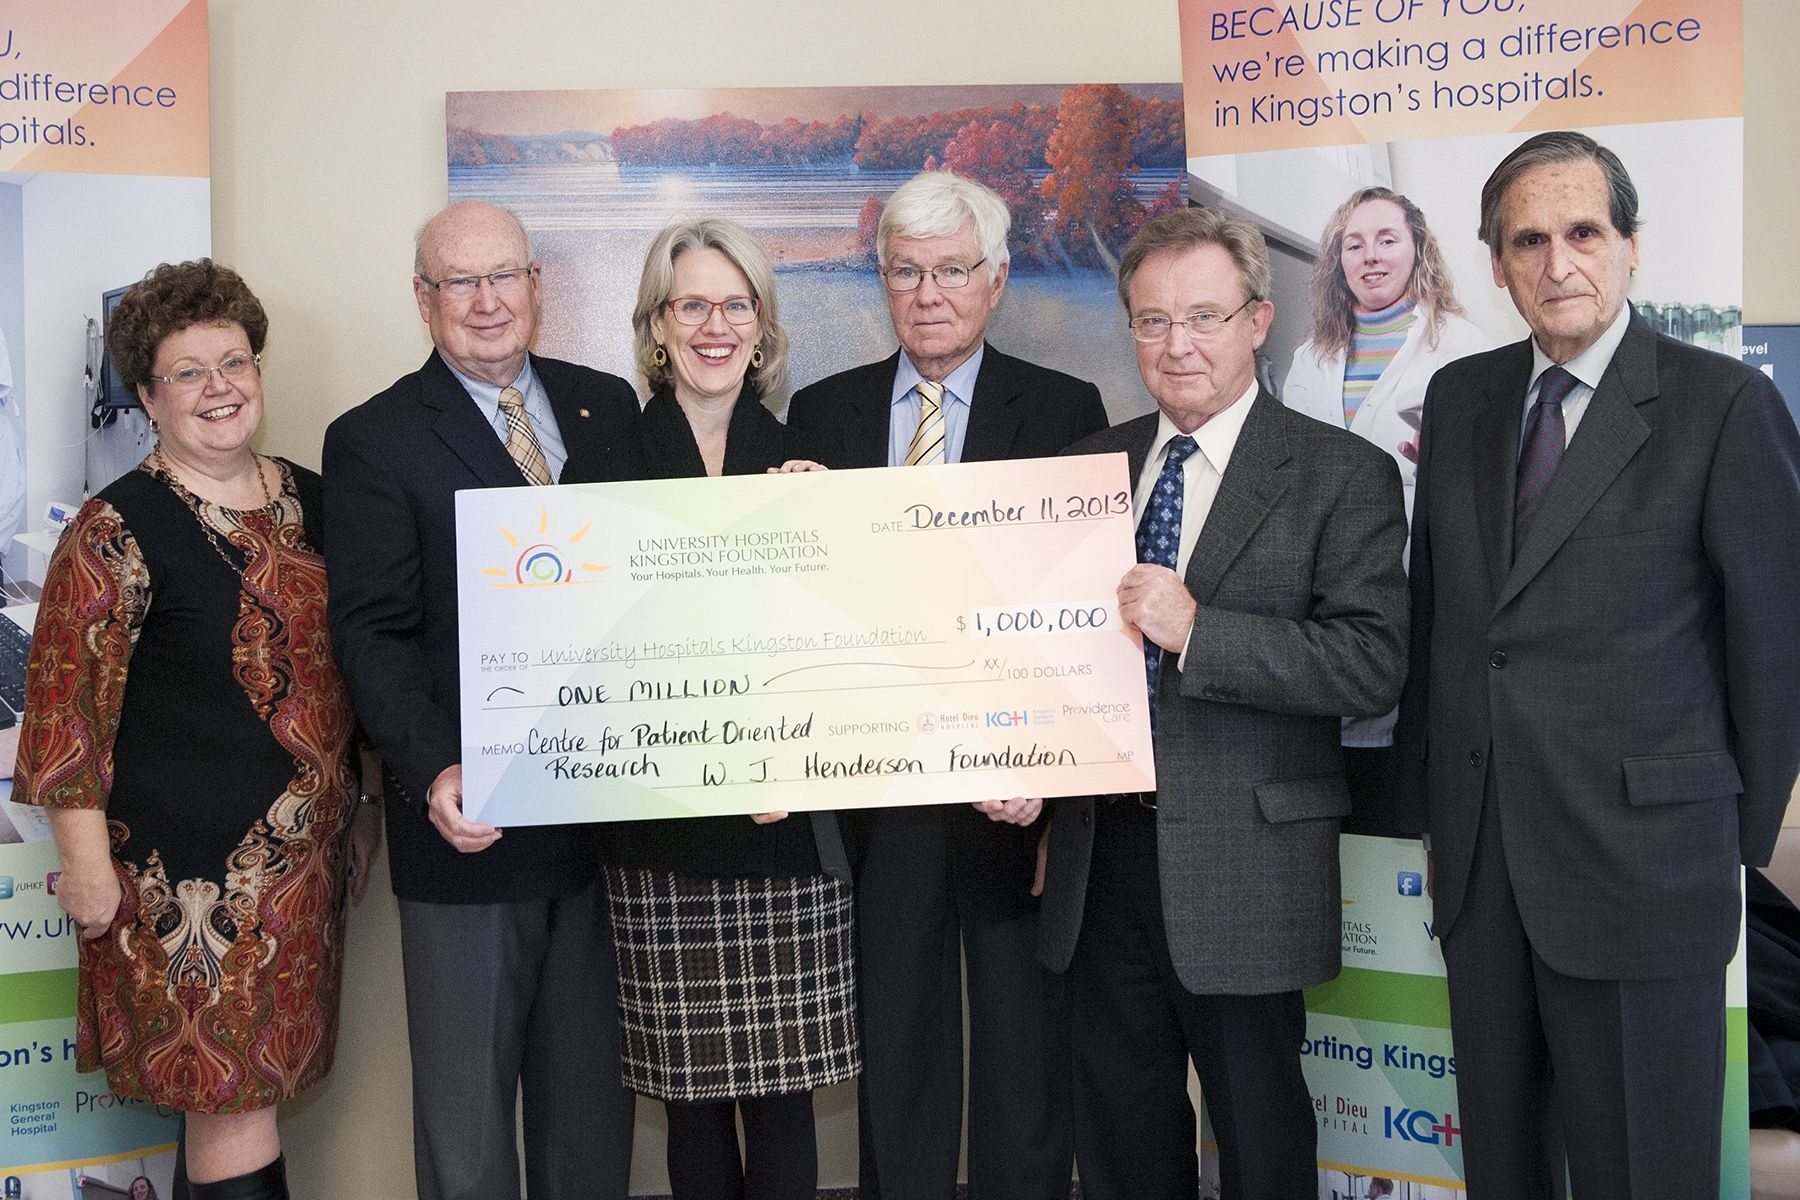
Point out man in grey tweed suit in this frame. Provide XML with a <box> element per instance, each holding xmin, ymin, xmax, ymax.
<box><xmin>1035</xmin><ymin>207</ymin><xmax>1409</xmax><ymax>1199</ymax></box>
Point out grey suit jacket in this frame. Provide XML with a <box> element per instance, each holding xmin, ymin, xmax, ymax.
<box><xmin>1038</xmin><ymin>391</ymin><xmax>1410</xmax><ymax>994</ymax></box>
<box><xmin>1399</xmin><ymin>318</ymin><xmax>1800</xmax><ymax>980</ymax></box>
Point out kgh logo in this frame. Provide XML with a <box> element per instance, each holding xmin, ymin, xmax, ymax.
<box><xmin>1383</xmin><ymin>1107</ymin><xmax>1461</xmax><ymax>1146</ymax></box>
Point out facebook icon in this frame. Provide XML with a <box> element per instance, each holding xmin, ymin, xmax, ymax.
<box><xmin>1397</xmin><ymin>871</ymin><xmax>1423</xmax><ymax>897</ymax></box>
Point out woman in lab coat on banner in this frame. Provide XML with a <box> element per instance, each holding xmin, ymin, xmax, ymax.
<box><xmin>1282</xmin><ymin>186</ymin><xmax>1489</xmax><ymax>819</ymax></box>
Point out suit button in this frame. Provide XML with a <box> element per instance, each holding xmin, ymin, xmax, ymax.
<box><xmin>1489</xmin><ymin>650</ymin><xmax>1508</xmax><ymax>668</ymax></box>
<box><xmin>1469</xmin><ymin>749</ymin><xmax>1485</xmax><ymax>767</ymax></box>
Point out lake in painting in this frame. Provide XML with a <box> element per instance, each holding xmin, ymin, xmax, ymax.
<box><xmin>446</xmin><ymin>84</ymin><xmax>1186</xmax><ymax>422</ymax></box>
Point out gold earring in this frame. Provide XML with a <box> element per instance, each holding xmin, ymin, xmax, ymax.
<box><xmin>652</xmin><ymin>344</ymin><xmax>667</xmax><ymax>367</ymax></box>
<box><xmin>750</xmin><ymin>347</ymin><xmax>764</xmax><ymax>369</ymax></box>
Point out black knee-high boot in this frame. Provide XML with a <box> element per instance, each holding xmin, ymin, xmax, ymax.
<box><xmin>186</xmin><ymin>1155</ymin><xmax>288</xmax><ymax>1200</ymax></box>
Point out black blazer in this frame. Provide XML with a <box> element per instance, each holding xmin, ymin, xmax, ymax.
<box><xmin>561</xmin><ymin>386</ymin><xmax>829</xmax><ymax>880</ymax></box>
<box><xmin>786</xmin><ymin>345</ymin><xmax>1109</xmax><ymax>905</ymax></box>
<box><xmin>786</xmin><ymin>345</ymin><xmax>1109</xmax><ymax>473</ymax></box>
<box><xmin>1399</xmin><ymin>317</ymin><xmax>1800</xmax><ymax>979</ymax></box>
<box><xmin>322</xmin><ymin>351</ymin><xmax>639</xmax><ymax>903</ymax></box>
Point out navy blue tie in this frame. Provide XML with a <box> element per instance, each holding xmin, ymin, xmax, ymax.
<box><xmin>1514</xmin><ymin>365</ymin><xmax>1577</xmax><ymax>556</ymax></box>
<box><xmin>1135</xmin><ymin>435</ymin><xmax>1198</xmax><ymax>723</ymax></box>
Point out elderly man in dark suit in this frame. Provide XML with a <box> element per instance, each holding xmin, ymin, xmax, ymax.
<box><xmin>322</xmin><ymin>200</ymin><xmax>639</xmax><ymax>1200</ymax></box>
<box><xmin>787</xmin><ymin>170</ymin><xmax>1107</xmax><ymax>1200</ymax></box>
<box><xmin>1036</xmin><ymin>205</ymin><xmax>1409</xmax><ymax>1200</ymax></box>
<box><xmin>1400</xmin><ymin>130</ymin><xmax>1800</xmax><ymax>1197</ymax></box>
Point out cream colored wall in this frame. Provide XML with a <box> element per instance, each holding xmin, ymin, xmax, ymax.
<box><xmin>207</xmin><ymin>1</ymin><xmax>1800</xmax><ymax>1194</ymax></box>
<box><xmin>216</xmin><ymin>2</ymin><xmax>1182</xmax><ymax>1195</ymax></box>
<box><xmin>1724</xmin><ymin>1</ymin><xmax>1800</xmax><ymax>830</ymax></box>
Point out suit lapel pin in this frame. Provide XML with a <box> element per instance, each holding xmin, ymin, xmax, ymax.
<box><xmin>578</xmin><ymin>408</ymin><xmax>590</xmax><ymax>418</ymax></box>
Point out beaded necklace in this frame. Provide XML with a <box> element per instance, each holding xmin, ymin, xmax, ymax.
<box><xmin>148</xmin><ymin>446</ymin><xmax>284</xmax><ymax>588</ymax></box>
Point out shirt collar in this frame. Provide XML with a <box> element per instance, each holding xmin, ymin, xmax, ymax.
<box><xmin>1153</xmin><ymin>378</ymin><xmax>1259</xmax><ymax>477</ymax></box>
<box><xmin>445</xmin><ymin>356</ymin><xmax>539</xmax><ymax>410</ymax></box>
<box><xmin>1530</xmin><ymin>303</ymin><xmax>1632</xmax><ymax>394</ymax></box>
<box><xmin>893</xmin><ymin>345</ymin><xmax>984</xmax><ymax>409</ymax></box>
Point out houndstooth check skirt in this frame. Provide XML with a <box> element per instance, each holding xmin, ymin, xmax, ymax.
<box><xmin>605</xmin><ymin>867</ymin><xmax>861</xmax><ymax>1102</ymax></box>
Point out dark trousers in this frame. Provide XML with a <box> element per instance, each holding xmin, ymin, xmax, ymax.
<box><xmin>855</xmin><ymin>811</ymin><xmax>1074</xmax><ymax>1200</ymax></box>
<box><xmin>665</xmin><ymin>1091</ymin><xmax>817</xmax><ymax>1200</ymax></box>
<box><xmin>398</xmin><ymin>874</ymin><xmax>635</xmax><ymax>1200</ymax></box>
<box><xmin>1342</xmin><ymin>742</ymin><xmax>1408</xmax><ymax>837</ymax></box>
<box><xmin>1068</xmin><ymin>804</ymin><xmax>1316</xmax><ymax>1200</ymax></box>
<box><xmin>1442</xmin><ymin>791</ymin><xmax>1727</xmax><ymax>1199</ymax></box>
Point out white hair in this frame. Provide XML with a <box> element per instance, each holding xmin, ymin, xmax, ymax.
<box><xmin>876</xmin><ymin>171</ymin><xmax>1010</xmax><ymax>281</ymax></box>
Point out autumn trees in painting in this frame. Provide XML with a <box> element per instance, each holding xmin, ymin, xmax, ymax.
<box><xmin>609</xmin><ymin>113</ymin><xmax>864</xmax><ymax>166</ymax></box>
<box><xmin>603</xmin><ymin>85</ymin><xmax>1184</xmax><ymax>270</ymax></box>
<box><xmin>446</xmin><ymin>85</ymin><xmax>1181</xmax><ymax>271</ymax></box>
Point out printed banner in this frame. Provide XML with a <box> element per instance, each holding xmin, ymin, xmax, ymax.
<box><xmin>2</xmin><ymin>2</ymin><xmax>204</xmax><ymax>1191</ymax></box>
<box><xmin>455</xmin><ymin>456</ymin><xmax>1157</xmax><ymax>825</ymax></box>
<box><xmin>0</xmin><ymin>0</ymin><xmax>208</xmax><ymax>176</ymax></box>
<box><xmin>1181</xmin><ymin>0</ymin><xmax>1740</xmax><ymax>155</ymax></box>
<box><xmin>1241</xmin><ymin>837</ymin><xmax>1751</xmax><ymax>1198</ymax></box>
<box><xmin>3</xmin><ymin>605</ymin><xmax>178</xmax><ymax>1191</ymax></box>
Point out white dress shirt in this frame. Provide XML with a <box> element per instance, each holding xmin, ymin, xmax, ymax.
<box><xmin>1524</xmin><ymin>303</ymin><xmax>1633</xmax><ymax>448</ymax></box>
<box><xmin>1132</xmin><ymin>380</ymin><xmax>1259</xmax><ymax>672</ymax></box>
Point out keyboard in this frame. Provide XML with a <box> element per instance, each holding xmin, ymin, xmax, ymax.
<box><xmin>0</xmin><ymin>609</ymin><xmax>30</xmax><ymax>728</ymax></box>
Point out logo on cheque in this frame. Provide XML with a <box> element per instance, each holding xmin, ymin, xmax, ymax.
<box><xmin>477</xmin><ymin>507</ymin><xmax>609</xmax><ymax>588</ymax></box>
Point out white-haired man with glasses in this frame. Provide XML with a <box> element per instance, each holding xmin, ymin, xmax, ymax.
<box><xmin>322</xmin><ymin>200</ymin><xmax>640</xmax><ymax>1200</ymax></box>
<box><xmin>788</xmin><ymin>170</ymin><xmax>1107</xmax><ymax>1200</ymax></box>
<box><xmin>1034</xmin><ymin>206</ymin><xmax>1409</xmax><ymax>1200</ymax></box>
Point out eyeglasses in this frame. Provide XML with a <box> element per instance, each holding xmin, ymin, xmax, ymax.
<box><xmin>1128</xmin><ymin>298</ymin><xmax>1258</xmax><ymax>342</ymax></box>
<box><xmin>880</xmin><ymin>258</ymin><xmax>988</xmax><ymax>292</ymax></box>
<box><xmin>418</xmin><ymin>267</ymin><xmax>537</xmax><ymax>301</ymax></box>
<box><xmin>149</xmin><ymin>353</ymin><xmax>261</xmax><ymax>391</ymax></box>
<box><xmin>664</xmin><ymin>296</ymin><xmax>760</xmax><ymax>326</ymax></box>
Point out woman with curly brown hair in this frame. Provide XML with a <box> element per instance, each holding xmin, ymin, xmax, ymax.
<box><xmin>12</xmin><ymin>259</ymin><xmax>379</xmax><ymax>1200</ymax></box>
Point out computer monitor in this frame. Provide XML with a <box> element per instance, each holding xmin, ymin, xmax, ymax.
<box><xmin>96</xmin><ymin>283</ymin><xmax>138</xmax><ymax>411</ymax></box>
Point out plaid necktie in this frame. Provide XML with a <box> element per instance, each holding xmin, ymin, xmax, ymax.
<box><xmin>1513</xmin><ymin>365</ymin><xmax>1576</xmax><ymax>556</ymax></box>
<box><xmin>1135</xmin><ymin>434</ymin><xmax>1198</xmax><ymax>723</ymax></box>
<box><xmin>904</xmin><ymin>380</ymin><xmax>946</xmax><ymax>467</ymax></box>
<box><xmin>498</xmin><ymin>385</ymin><xmax>552</xmax><ymax>486</ymax></box>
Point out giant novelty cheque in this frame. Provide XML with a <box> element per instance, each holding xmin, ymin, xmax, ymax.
<box><xmin>456</xmin><ymin>454</ymin><xmax>1157</xmax><ymax>824</ymax></box>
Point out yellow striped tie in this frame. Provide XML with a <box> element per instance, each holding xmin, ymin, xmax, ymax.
<box><xmin>904</xmin><ymin>380</ymin><xmax>946</xmax><ymax>467</ymax></box>
<box><xmin>498</xmin><ymin>386</ymin><xmax>552</xmax><ymax>486</ymax></box>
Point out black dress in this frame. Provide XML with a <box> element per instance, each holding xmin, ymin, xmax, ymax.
<box><xmin>14</xmin><ymin>459</ymin><xmax>357</xmax><ymax>1112</ymax></box>
<box><xmin>561</xmin><ymin>387</ymin><xmax>859</xmax><ymax>1102</ymax></box>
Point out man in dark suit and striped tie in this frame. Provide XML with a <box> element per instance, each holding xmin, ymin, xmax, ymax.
<box><xmin>788</xmin><ymin>169</ymin><xmax>1107</xmax><ymax>1200</ymax></box>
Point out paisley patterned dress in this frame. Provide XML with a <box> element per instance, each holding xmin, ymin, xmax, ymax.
<box><xmin>13</xmin><ymin>458</ymin><xmax>356</xmax><ymax>1114</ymax></box>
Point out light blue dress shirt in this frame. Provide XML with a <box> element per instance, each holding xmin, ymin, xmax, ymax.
<box><xmin>446</xmin><ymin>358</ymin><xmax>569</xmax><ymax>481</ymax></box>
<box><xmin>887</xmin><ymin>346</ymin><xmax>984</xmax><ymax>467</ymax></box>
